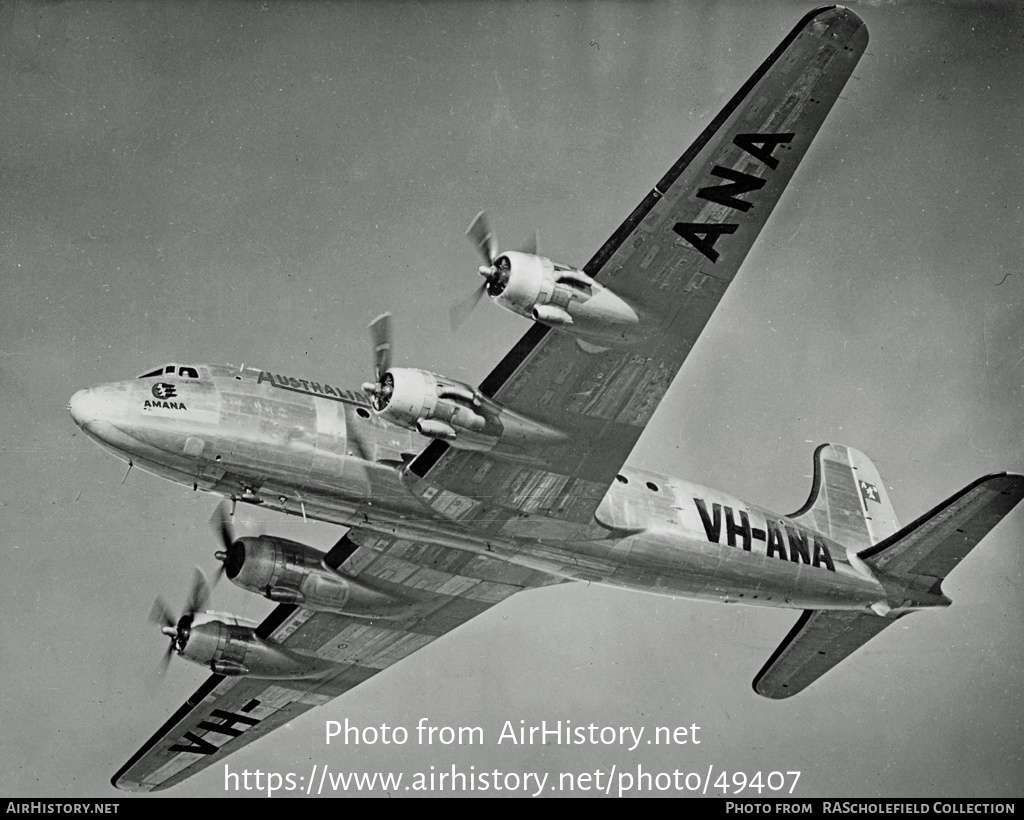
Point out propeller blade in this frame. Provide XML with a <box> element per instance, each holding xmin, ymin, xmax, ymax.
<box><xmin>448</xmin><ymin>282</ymin><xmax>488</xmax><ymax>332</ymax></box>
<box><xmin>151</xmin><ymin>564</ymin><xmax>214</xmax><ymax>675</ymax></box>
<box><xmin>149</xmin><ymin>596</ymin><xmax>180</xmax><ymax>675</ymax></box>
<box><xmin>210</xmin><ymin>500</ymin><xmax>234</xmax><ymax>551</ymax></box>
<box><xmin>368</xmin><ymin>312</ymin><xmax>393</xmax><ymax>381</ymax></box>
<box><xmin>159</xmin><ymin>640</ymin><xmax>175</xmax><ymax>674</ymax></box>
<box><xmin>209</xmin><ymin>501</ymin><xmax>235</xmax><ymax>587</ymax></box>
<box><xmin>149</xmin><ymin>596</ymin><xmax>176</xmax><ymax>629</ymax></box>
<box><xmin>184</xmin><ymin>567</ymin><xmax>211</xmax><ymax>619</ymax></box>
<box><xmin>516</xmin><ymin>229</ymin><xmax>538</xmax><ymax>257</ymax></box>
<box><xmin>466</xmin><ymin>211</ymin><xmax>497</xmax><ymax>265</ymax></box>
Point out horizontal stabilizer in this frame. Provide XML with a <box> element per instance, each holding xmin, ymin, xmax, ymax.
<box><xmin>757</xmin><ymin>472</ymin><xmax>1023</xmax><ymax>698</ymax></box>
<box><xmin>753</xmin><ymin>609</ymin><xmax>904</xmax><ymax>699</ymax></box>
<box><xmin>860</xmin><ymin>473</ymin><xmax>1024</xmax><ymax>593</ymax></box>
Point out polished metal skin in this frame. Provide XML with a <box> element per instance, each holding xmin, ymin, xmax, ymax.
<box><xmin>223</xmin><ymin>533</ymin><xmax>414</xmax><ymax>617</ymax></box>
<box><xmin>71</xmin><ymin>362</ymin><xmax>889</xmax><ymax>612</ymax></box>
<box><xmin>173</xmin><ymin>614</ymin><xmax>332</xmax><ymax>680</ymax></box>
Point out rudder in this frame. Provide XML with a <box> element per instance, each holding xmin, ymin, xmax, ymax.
<box><xmin>788</xmin><ymin>444</ymin><xmax>900</xmax><ymax>550</ymax></box>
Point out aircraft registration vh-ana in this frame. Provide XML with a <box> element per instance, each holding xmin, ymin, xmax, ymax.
<box><xmin>66</xmin><ymin>5</ymin><xmax>1023</xmax><ymax>792</ymax></box>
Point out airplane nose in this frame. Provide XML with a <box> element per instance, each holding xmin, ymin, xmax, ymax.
<box><xmin>68</xmin><ymin>384</ymin><xmax>144</xmax><ymax>458</ymax></box>
<box><xmin>68</xmin><ymin>388</ymin><xmax>99</xmax><ymax>427</ymax></box>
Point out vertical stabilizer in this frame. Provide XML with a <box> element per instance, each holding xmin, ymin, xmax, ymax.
<box><xmin>788</xmin><ymin>444</ymin><xmax>900</xmax><ymax>549</ymax></box>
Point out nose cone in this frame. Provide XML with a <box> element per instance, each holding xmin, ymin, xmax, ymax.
<box><xmin>68</xmin><ymin>385</ymin><xmax>130</xmax><ymax>445</ymax></box>
<box><xmin>68</xmin><ymin>388</ymin><xmax>100</xmax><ymax>428</ymax></box>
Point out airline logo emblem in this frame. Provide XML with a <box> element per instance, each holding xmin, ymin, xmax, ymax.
<box><xmin>860</xmin><ymin>480</ymin><xmax>880</xmax><ymax>505</ymax></box>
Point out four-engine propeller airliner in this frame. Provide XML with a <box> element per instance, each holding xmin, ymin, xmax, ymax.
<box><xmin>67</xmin><ymin>6</ymin><xmax>1023</xmax><ymax>792</ymax></box>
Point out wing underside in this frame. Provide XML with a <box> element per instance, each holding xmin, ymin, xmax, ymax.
<box><xmin>114</xmin><ymin>530</ymin><xmax>558</xmax><ymax>791</ymax></box>
<box><xmin>753</xmin><ymin>609</ymin><xmax>903</xmax><ymax>699</ymax></box>
<box><xmin>407</xmin><ymin>7</ymin><xmax>869</xmax><ymax>540</ymax></box>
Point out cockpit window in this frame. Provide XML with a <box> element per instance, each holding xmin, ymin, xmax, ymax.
<box><xmin>136</xmin><ymin>363</ymin><xmax>201</xmax><ymax>379</ymax></box>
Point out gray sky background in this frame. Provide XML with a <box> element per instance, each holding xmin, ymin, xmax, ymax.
<box><xmin>2</xmin><ymin>0</ymin><xmax>1022</xmax><ymax>799</ymax></box>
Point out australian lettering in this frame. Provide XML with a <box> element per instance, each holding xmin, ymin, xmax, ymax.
<box><xmin>258</xmin><ymin>370</ymin><xmax>371</xmax><ymax>407</ymax></box>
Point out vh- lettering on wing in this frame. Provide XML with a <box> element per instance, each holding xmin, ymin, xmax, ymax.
<box><xmin>407</xmin><ymin>7</ymin><xmax>869</xmax><ymax>541</ymax></box>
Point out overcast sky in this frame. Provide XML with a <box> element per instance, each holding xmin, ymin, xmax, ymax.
<box><xmin>2</xmin><ymin>0</ymin><xmax>1022</xmax><ymax>799</ymax></box>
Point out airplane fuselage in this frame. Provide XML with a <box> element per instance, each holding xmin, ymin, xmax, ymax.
<box><xmin>70</xmin><ymin>362</ymin><xmax>894</xmax><ymax>614</ymax></box>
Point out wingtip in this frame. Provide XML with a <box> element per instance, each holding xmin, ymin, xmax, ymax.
<box><xmin>751</xmin><ymin>674</ymin><xmax>797</xmax><ymax>700</ymax></box>
<box><xmin>110</xmin><ymin>774</ymin><xmax>142</xmax><ymax>792</ymax></box>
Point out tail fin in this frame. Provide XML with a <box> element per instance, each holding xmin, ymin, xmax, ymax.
<box><xmin>788</xmin><ymin>443</ymin><xmax>900</xmax><ymax>550</ymax></box>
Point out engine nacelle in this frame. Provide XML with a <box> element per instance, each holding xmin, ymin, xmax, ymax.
<box><xmin>223</xmin><ymin>535</ymin><xmax>408</xmax><ymax>618</ymax></box>
<box><xmin>371</xmin><ymin>368</ymin><xmax>487</xmax><ymax>441</ymax></box>
<box><xmin>175</xmin><ymin>615</ymin><xmax>327</xmax><ymax>679</ymax></box>
<box><xmin>488</xmin><ymin>251</ymin><xmax>640</xmax><ymax>345</ymax></box>
<box><xmin>365</xmin><ymin>367</ymin><xmax>568</xmax><ymax>455</ymax></box>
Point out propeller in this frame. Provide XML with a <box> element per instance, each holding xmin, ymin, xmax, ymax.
<box><xmin>448</xmin><ymin>280</ymin><xmax>488</xmax><ymax>332</ymax></box>
<box><xmin>466</xmin><ymin>210</ymin><xmax>498</xmax><ymax>271</ymax></box>
<box><xmin>210</xmin><ymin>500</ymin><xmax>236</xmax><ymax>587</ymax></box>
<box><xmin>361</xmin><ymin>312</ymin><xmax>394</xmax><ymax>411</ymax></box>
<box><xmin>149</xmin><ymin>567</ymin><xmax>211</xmax><ymax>672</ymax></box>
<box><xmin>450</xmin><ymin>212</ymin><xmax>538</xmax><ymax>331</ymax></box>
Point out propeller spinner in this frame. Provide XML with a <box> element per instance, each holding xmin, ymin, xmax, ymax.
<box><xmin>449</xmin><ymin>212</ymin><xmax>537</xmax><ymax>331</ymax></box>
<box><xmin>149</xmin><ymin>567</ymin><xmax>211</xmax><ymax>672</ymax></box>
<box><xmin>211</xmin><ymin>500</ymin><xmax>245</xmax><ymax>584</ymax></box>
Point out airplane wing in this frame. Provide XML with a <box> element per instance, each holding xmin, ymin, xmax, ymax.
<box><xmin>113</xmin><ymin>529</ymin><xmax>559</xmax><ymax>791</ymax></box>
<box><xmin>407</xmin><ymin>6</ymin><xmax>868</xmax><ymax>539</ymax></box>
